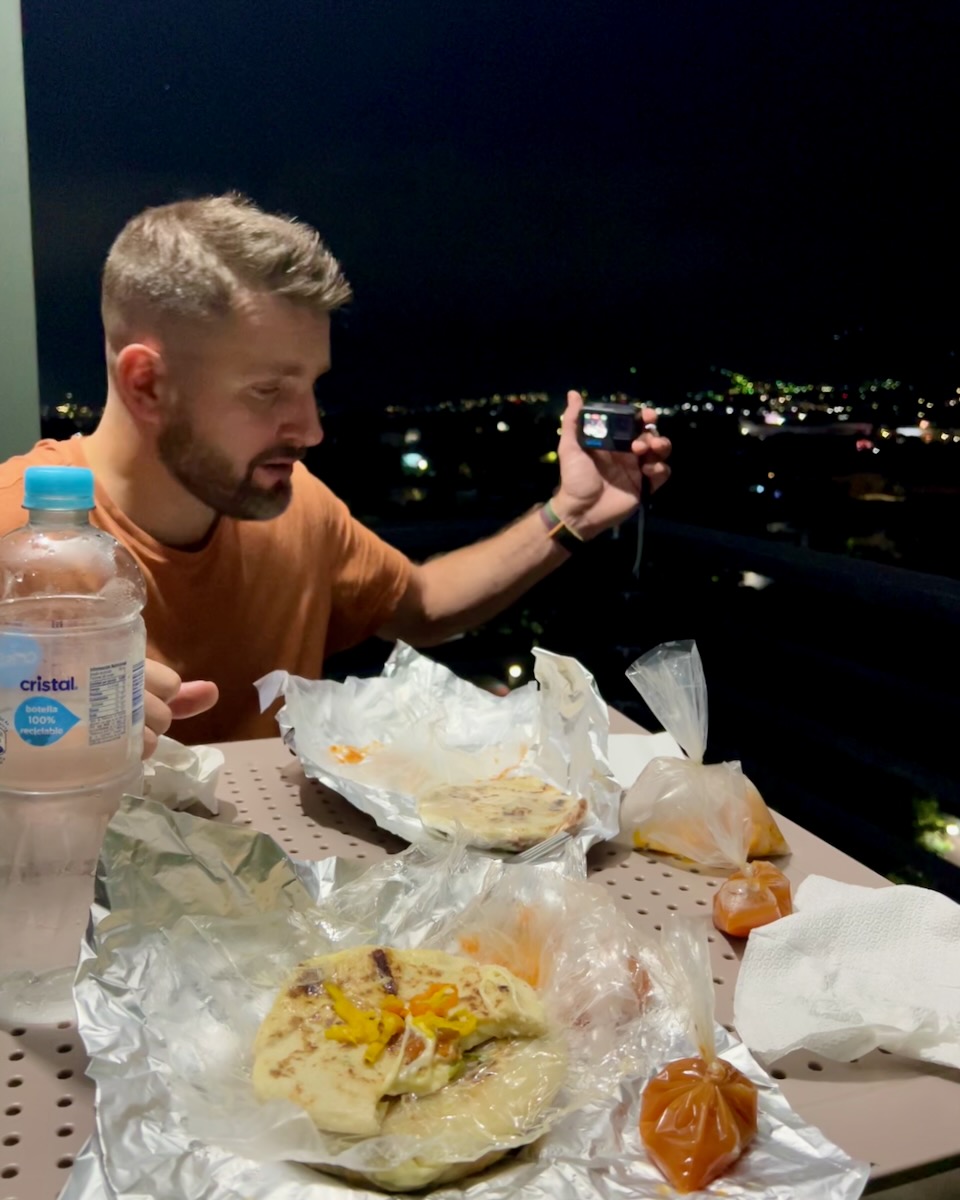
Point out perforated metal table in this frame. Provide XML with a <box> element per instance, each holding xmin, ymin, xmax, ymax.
<box><xmin>3</xmin><ymin>723</ymin><xmax>960</xmax><ymax>1199</ymax></box>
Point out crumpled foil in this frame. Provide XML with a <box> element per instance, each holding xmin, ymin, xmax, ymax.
<box><xmin>61</xmin><ymin>797</ymin><xmax>869</xmax><ymax>1200</ymax></box>
<box><xmin>255</xmin><ymin>642</ymin><xmax>623</xmax><ymax>852</ymax></box>
<box><xmin>142</xmin><ymin>734</ymin><xmax>224</xmax><ymax>814</ymax></box>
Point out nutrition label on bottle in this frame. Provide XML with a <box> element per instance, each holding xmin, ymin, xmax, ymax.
<box><xmin>89</xmin><ymin>661</ymin><xmax>129</xmax><ymax>746</ymax></box>
<box><xmin>131</xmin><ymin>661</ymin><xmax>145</xmax><ymax>728</ymax></box>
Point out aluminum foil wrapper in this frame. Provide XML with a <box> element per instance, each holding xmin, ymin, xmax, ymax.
<box><xmin>62</xmin><ymin>797</ymin><xmax>868</xmax><ymax>1200</ymax></box>
<box><xmin>142</xmin><ymin>734</ymin><xmax>224</xmax><ymax>814</ymax></box>
<box><xmin>255</xmin><ymin>642</ymin><xmax>623</xmax><ymax>852</ymax></box>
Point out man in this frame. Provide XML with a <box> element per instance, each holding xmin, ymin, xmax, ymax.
<box><xmin>0</xmin><ymin>195</ymin><xmax>671</xmax><ymax>747</ymax></box>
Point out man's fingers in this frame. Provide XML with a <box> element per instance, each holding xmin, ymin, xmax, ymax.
<box><xmin>144</xmin><ymin>658</ymin><xmax>182</xmax><ymax>706</ymax></box>
<box><xmin>561</xmin><ymin>389</ymin><xmax>583</xmax><ymax>433</ymax></box>
<box><xmin>565</xmin><ymin>389</ymin><xmax>584</xmax><ymax>413</ymax></box>
<box><xmin>168</xmin><ymin>680</ymin><xmax>219</xmax><ymax>721</ymax></box>
<box><xmin>643</xmin><ymin>461</ymin><xmax>672</xmax><ymax>491</ymax></box>
<box><xmin>142</xmin><ymin>689</ymin><xmax>173</xmax><ymax>760</ymax></box>
<box><xmin>141</xmin><ymin>665</ymin><xmax>218</xmax><ymax>761</ymax></box>
<box><xmin>631</xmin><ymin>432</ymin><xmax>672</xmax><ymax>459</ymax></box>
<box><xmin>142</xmin><ymin>726</ymin><xmax>160</xmax><ymax>761</ymax></box>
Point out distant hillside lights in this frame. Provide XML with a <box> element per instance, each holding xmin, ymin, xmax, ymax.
<box><xmin>41</xmin><ymin>375</ymin><xmax>960</xmax><ymax>442</ymax></box>
<box><xmin>679</xmin><ymin>367</ymin><xmax>960</xmax><ymax>445</ymax></box>
<box><xmin>41</xmin><ymin>392</ymin><xmax>98</xmax><ymax>430</ymax></box>
<box><xmin>385</xmin><ymin>393</ymin><xmax>550</xmax><ymax>416</ymax></box>
<box><xmin>400</xmin><ymin>452</ymin><xmax>431</xmax><ymax>476</ymax></box>
<box><xmin>450</xmin><ymin>392</ymin><xmax>551</xmax><ymax>413</ymax></box>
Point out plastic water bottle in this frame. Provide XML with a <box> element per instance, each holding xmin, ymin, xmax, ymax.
<box><xmin>0</xmin><ymin>466</ymin><xmax>146</xmax><ymax>1021</ymax></box>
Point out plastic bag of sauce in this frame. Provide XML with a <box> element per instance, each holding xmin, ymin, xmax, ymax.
<box><xmin>640</xmin><ymin>1055</ymin><xmax>759</xmax><ymax>1193</ymax></box>
<box><xmin>640</xmin><ymin>919</ymin><xmax>759</xmax><ymax>1192</ymax></box>
<box><xmin>624</xmin><ymin>642</ymin><xmax>789</xmax><ymax>867</ymax></box>
<box><xmin>713</xmin><ymin>860</ymin><xmax>793</xmax><ymax>938</ymax></box>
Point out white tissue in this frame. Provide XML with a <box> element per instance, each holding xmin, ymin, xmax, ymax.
<box><xmin>733</xmin><ymin>874</ymin><xmax>960</xmax><ymax>1069</ymax></box>
<box><xmin>142</xmin><ymin>736</ymin><xmax>224</xmax><ymax>815</ymax></box>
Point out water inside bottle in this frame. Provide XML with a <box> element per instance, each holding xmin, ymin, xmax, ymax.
<box><xmin>0</xmin><ymin>769</ymin><xmax>143</xmax><ymax>1024</ymax></box>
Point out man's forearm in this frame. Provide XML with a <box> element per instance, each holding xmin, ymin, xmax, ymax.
<box><xmin>387</xmin><ymin>505</ymin><xmax>571</xmax><ymax>646</ymax></box>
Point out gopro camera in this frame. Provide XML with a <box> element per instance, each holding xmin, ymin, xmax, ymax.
<box><xmin>577</xmin><ymin>401</ymin><xmax>639</xmax><ymax>452</ymax></box>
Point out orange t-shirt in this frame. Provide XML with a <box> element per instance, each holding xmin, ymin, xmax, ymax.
<box><xmin>0</xmin><ymin>437</ymin><xmax>413</xmax><ymax>744</ymax></box>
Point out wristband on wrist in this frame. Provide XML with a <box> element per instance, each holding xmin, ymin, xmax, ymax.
<box><xmin>539</xmin><ymin>498</ymin><xmax>586</xmax><ymax>553</ymax></box>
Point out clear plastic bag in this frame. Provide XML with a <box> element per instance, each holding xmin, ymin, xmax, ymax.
<box><xmin>640</xmin><ymin>918</ymin><xmax>759</xmax><ymax>1193</ymax></box>
<box><xmin>624</xmin><ymin>642</ymin><xmax>792</xmax><ymax>936</ymax></box>
<box><xmin>623</xmin><ymin>641</ymin><xmax>789</xmax><ymax>864</ymax></box>
<box><xmin>452</xmin><ymin>867</ymin><xmax>657</xmax><ymax>1042</ymax></box>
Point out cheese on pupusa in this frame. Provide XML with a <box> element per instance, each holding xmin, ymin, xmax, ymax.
<box><xmin>252</xmin><ymin>946</ymin><xmax>548</xmax><ymax>1136</ymax></box>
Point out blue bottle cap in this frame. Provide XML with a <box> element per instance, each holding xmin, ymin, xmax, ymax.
<box><xmin>23</xmin><ymin>466</ymin><xmax>96</xmax><ymax>511</ymax></box>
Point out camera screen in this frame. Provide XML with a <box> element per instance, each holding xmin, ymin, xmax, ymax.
<box><xmin>582</xmin><ymin>412</ymin><xmax>609</xmax><ymax>440</ymax></box>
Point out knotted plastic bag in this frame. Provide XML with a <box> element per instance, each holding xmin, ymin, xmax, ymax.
<box><xmin>713</xmin><ymin>859</ymin><xmax>793</xmax><ymax>938</ymax></box>
<box><xmin>623</xmin><ymin>640</ymin><xmax>789</xmax><ymax>864</ymax></box>
<box><xmin>640</xmin><ymin>918</ymin><xmax>759</xmax><ymax>1193</ymax></box>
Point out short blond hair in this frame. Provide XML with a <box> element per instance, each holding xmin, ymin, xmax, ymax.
<box><xmin>101</xmin><ymin>193</ymin><xmax>352</xmax><ymax>338</ymax></box>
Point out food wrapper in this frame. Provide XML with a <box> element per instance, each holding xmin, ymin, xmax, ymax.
<box><xmin>63</xmin><ymin>797</ymin><xmax>867</xmax><ymax>1200</ymax></box>
<box><xmin>255</xmin><ymin>641</ymin><xmax>622</xmax><ymax>852</ymax></box>
<box><xmin>142</xmin><ymin>734</ymin><xmax>224</xmax><ymax>814</ymax></box>
<box><xmin>621</xmin><ymin>640</ymin><xmax>789</xmax><ymax>865</ymax></box>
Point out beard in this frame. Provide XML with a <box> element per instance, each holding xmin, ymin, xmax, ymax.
<box><xmin>156</xmin><ymin>407</ymin><xmax>303</xmax><ymax>520</ymax></box>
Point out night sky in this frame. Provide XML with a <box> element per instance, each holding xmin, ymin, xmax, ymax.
<box><xmin>22</xmin><ymin>0</ymin><xmax>960</xmax><ymax>407</ymax></box>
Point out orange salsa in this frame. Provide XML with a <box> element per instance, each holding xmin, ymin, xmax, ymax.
<box><xmin>713</xmin><ymin>861</ymin><xmax>792</xmax><ymax>938</ymax></box>
<box><xmin>640</xmin><ymin>1055</ymin><xmax>758</xmax><ymax>1193</ymax></box>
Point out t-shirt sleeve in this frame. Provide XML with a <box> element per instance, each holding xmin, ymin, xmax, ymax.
<box><xmin>0</xmin><ymin>475</ymin><xmax>27</xmax><ymax>537</ymax></box>
<box><xmin>0</xmin><ymin>441</ymin><xmax>81</xmax><ymax>536</ymax></box>
<box><xmin>313</xmin><ymin>480</ymin><xmax>414</xmax><ymax>656</ymax></box>
<box><xmin>0</xmin><ymin>445</ymin><xmax>57</xmax><ymax>535</ymax></box>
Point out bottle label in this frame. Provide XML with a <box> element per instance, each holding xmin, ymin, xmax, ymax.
<box><xmin>0</xmin><ymin>626</ymin><xmax>145</xmax><ymax>777</ymax></box>
<box><xmin>13</xmin><ymin>697</ymin><xmax>81</xmax><ymax>747</ymax></box>
<box><xmin>0</xmin><ymin>633</ymin><xmax>43</xmax><ymax>688</ymax></box>
<box><xmin>131</xmin><ymin>660</ymin><xmax>145</xmax><ymax>728</ymax></box>
<box><xmin>89</xmin><ymin>661</ymin><xmax>130</xmax><ymax>747</ymax></box>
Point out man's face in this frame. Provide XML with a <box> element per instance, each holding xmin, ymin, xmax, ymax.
<box><xmin>155</xmin><ymin>294</ymin><xmax>331</xmax><ymax>520</ymax></box>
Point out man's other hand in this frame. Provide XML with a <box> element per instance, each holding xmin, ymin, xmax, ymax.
<box><xmin>143</xmin><ymin>659</ymin><xmax>219</xmax><ymax>758</ymax></box>
<box><xmin>553</xmin><ymin>391</ymin><xmax>672</xmax><ymax>539</ymax></box>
